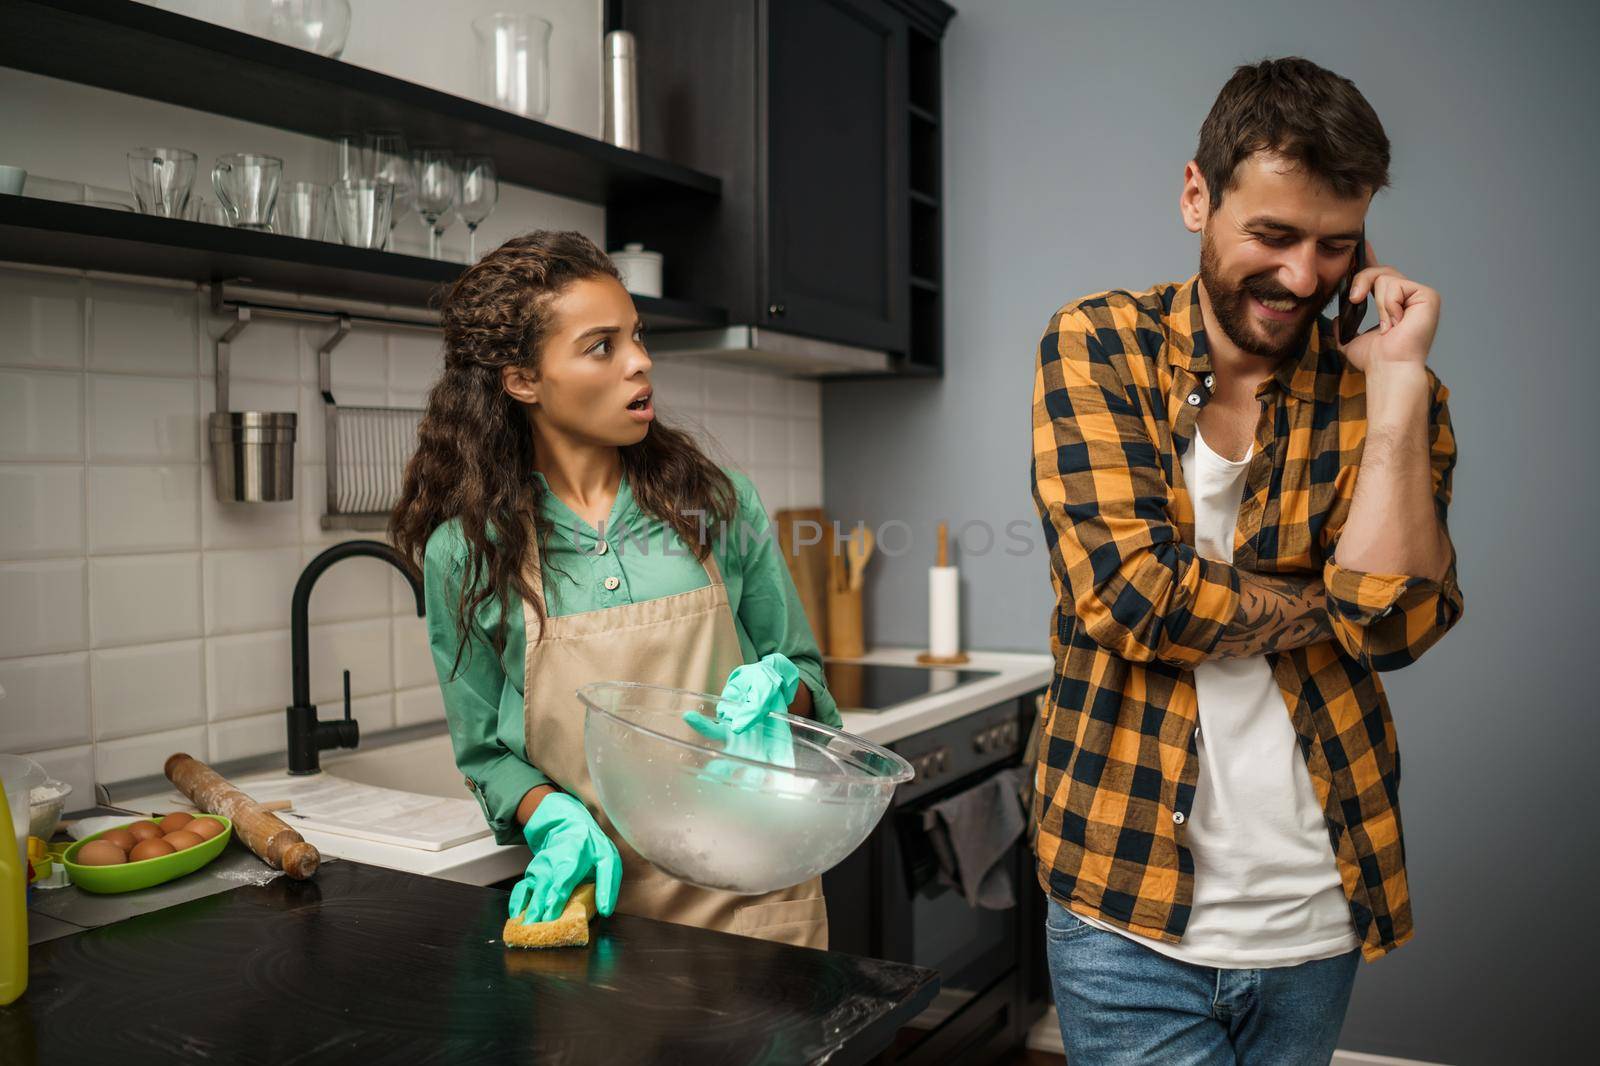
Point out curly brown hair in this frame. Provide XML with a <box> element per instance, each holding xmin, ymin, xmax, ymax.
<box><xmin>390</xmin><ymin>230</ymin><xmax>736</xmax><ymax>676</ymax></box>
<box><xmin>1196</xmin><ymin>57</ymin><xmax>1390</xmax><ymax>208</ymax></box>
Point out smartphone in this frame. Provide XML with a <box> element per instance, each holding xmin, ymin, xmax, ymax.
<box><xmin>1336</xmin><ymin>229</ymin><xmax>1368</xmax><ymax>345</ymax></box>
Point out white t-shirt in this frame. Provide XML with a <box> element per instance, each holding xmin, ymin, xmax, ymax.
<box><xmin>1076</xmin><ymin>427</ymin><xmax>1361</xmax><ymax>968</ymax></box>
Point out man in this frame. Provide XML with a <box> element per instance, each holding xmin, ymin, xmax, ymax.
<box><xmin>1030</xmin><ymin>57</ymin><xmax>1462</xmax><ymax>1064</ymax></box>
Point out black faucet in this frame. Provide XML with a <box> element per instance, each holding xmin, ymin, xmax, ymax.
<box><xmin>287</xmin><ymin>539</ymin><xmax>425</xmax><ymax>775</ymax></box>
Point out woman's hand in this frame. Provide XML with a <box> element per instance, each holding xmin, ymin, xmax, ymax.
<box><xmin>713</xmin><ymin>653</ymin><xmax>802</xmax><ymax>732</ymax></box>
<box><xmin>510</xmin><ymin>792</ymin><xmax>621</xmax><ymax>923</ymax></box>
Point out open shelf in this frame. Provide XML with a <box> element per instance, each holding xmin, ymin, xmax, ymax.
<box><xmin>0</xmin><ymin>195</ymin><xmax>728</xmax><ymax>330</ymax></box>
<box><xmin>0</xmin><ymin>0</ymin><xmax>721</xmax><ymax>208</ymax></box>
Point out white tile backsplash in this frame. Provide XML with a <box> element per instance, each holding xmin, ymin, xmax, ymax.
<box><xmin>0</xmin><ymin>369</ymin><xmax>83</xmax><ymax>460</ymax></box>
<box><xmin>2</xmin><ymin>267</ymin><xmax>826</xmax><ymax>802</ymax></box>
<box><xmin>206</xmin><ymin>710</ymin><xmax>286</xmax><ymax>765</ymax></box>
<box><xmin>94</xmin><ymin>724</ymin><xmax>209</xmax><ymax>785</ymax></box>
<box><xmin>205</xmin><ymin>312</ymin><xmax>300</xmax><ymax>384</ymax></box>
<box><xmin>87</xmin><ymin>464</ymin><xmax>200</xmax><ymax>553</ymax></box>
<box><xmin>90</xmin><ymin>639</ymin><xmax>205</xmax><ymax>739</ymax></box>
<box><xmin>0</xmin><ymin>558</ymin><xmax>87</xmax><ymax>657</ymax></box>
<box><xmin>88</xmin><ymin>373</ymin><xmax>199</xmax><ymax>462</ymax></box>
<box><xmin>395</xmin><ymin>685</ymin><xmax>446</xmax><ymax>727</ymax></box>
<box><xmin>307</xmin><ymin>618</ymin><xmax>392</xmax><ymax>705</ymax></box>
<box><xmin>203</xmin><ymin>547</ymin><xmax>301</xmax><ymax>635</ymax></box>
<box><xmin>88</xmin><ymin>280</ymin><xmax>198</xmax><ymax>376</ymax></box>
<box><xmin>88</xmin><ymin>553</ymin><xmax>202</xmax><ymax>647</ymax></box>
<box><xmin>0</xmin><ymin>463</ymin><xmax>84</xmax><ymax>558</ymax></box>
<box><xmin>392</xmin><ymin>614</ymin><xmax>435</xmax><ymax>690</ymax></box>
<box><xmin>205</xmin><ymin>628</ymin><xmax>292</xmax><ymax>721</ymax></box>
<box><xmin>0</xmin><ymin>268</ymin><xmax>84</xmax><ymax>370</ymax></box>
<box><xmin>302</xmin><ymin>549</ymin><xmax>394</xmax><ymax>625</ymax></box>
<box><xmin>388</xmin><ymin>331</ymin><xmax>443</xmax><ymax>394</ymax></box>
<box><xmin>0</xmin><ymin>652</ymin><xmax>91</xmax><ymax>751</ymax></box>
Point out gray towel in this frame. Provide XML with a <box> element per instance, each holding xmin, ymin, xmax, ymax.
<box><xmin>920</xmin><ymin>766</ymin><xmax>1027</xmax><ymax>909</ymax></box>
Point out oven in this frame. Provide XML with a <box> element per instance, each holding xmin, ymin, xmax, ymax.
<box><xmin>821</xmin><ymin>674</ymin><xmax>1050</xmax><ymax>1065</ymax></box>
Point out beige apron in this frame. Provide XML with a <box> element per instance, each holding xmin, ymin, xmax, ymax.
<box><xmin>520</xmin><ymin>531</ymin><xmax>828</xmax><ymax>950</ymax></box>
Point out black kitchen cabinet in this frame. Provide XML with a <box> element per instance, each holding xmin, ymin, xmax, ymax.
<box><xmin>611</xmin><ymin>0</ymin><xmax>953</xmax><ymax>370</ymax></box>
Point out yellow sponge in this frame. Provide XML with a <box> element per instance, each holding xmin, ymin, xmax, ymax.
<box><xmin>502</xmin><ymin>882</ymin><xmax>598</xmax><ymax>949</ymax></box>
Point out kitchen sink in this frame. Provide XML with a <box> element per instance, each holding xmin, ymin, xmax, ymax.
<box><xmin>320</xmin><ymin>732</ymin><xmax>467</xmax><ymax>801</ymax></box>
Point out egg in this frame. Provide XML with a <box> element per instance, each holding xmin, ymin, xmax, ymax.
<box><xmin>185</xmin><ymin>817</ymin><xmax>224</xmax><ymax>841</ymax></box>
<box><xmin>100</xmin><ymin>828</ymin><xmax>137</xmax><ymax>851</ymax></box>
<box><xmin>129</xmin><ymin>838</ymin><xmax>176</xmax><ymax>862</ymax></box>
<box><xmin>76</xmin><ymin>840</ymin><xmax>129</xmax><ymax>866</ymax></box>
<box><xmin>127</xmin><ymin>820</ymin><xmax>163</xmax><ymax>842</ymax></box>
<box><xmin>163</xmin><ymin>830</ymin><xmax>203</xmax><ymax>851</ymax></box>
<box><xmin>158</xmin><ymin>812</ymin><xmax>194</xmax><ymax>833</ymax></box>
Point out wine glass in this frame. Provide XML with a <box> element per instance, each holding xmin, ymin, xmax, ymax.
<box><xmin>412</xmin><ymin>149</ymin><xmax>458</xmax><ymax>259</ymax></box>
<box><xmin>457</xmin><ymin>156</ymin><xmax>498</xmax><ymax>262</ymax></box>
<box><xmin>361</xmin><ymin>130</ymin><xmax>413</xmax><ymax>232</ymax></box>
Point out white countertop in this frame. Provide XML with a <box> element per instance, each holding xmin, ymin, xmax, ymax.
<box><xmin>834</xmin><ymin>647</ymin><xmax>1052</xmax><ymax>745</ymax></box>
<box><xmin>115</xmin><ymin>647</ymin><xmax>1052</xmax><ymax>888</ymax></box>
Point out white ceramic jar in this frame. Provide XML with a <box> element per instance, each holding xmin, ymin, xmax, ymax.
<box><xmin>609</xmin><ymin>242</ymin><xmax>663</xmax><ymax>298</ymax></box>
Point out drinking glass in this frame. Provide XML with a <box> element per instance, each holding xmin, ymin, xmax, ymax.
<box><xmin>457</xmin><ymin>156</ymin><xmax>498</xmax><ymax>262</ymax></box>
<box><xmin>128</xmin><ymin>147</ymin><xmax>197</xmax><ymax>218</ymax></box>
<box><xmin>412</xmin><ymin>149</ymin><xmax>457</xmax><ymax>259</ymax></box>
<box><xmin>212</xmin><ymin>153</ymin><xmax>282</xmax><ymax>231</ymax></box>
<box><xmin>244</xmin><ymin>0</ymin><xmax>351</xmax><ymax>57</ymax></box>
<box><xmin>327</xmin><ymin>132</ymin><xmax>360</xmax><ymax>183</ymax></box>
<box><xmin>331</xmin><ymin>179</ymin><xmax>394</xmax><ymax>249</ymax></box>
<box><xmin>184</xmin><ymin>196</ymin><xmax>231</xmax><ymax>226</ymax></box>
<box><xmin>360</xmin><ymin>130</ymin><xmax>413</xmax><ymax>222</ymax></box>
<box><xmin>276</xmin><ymin>181</ymin><xmax>330</xmax><ymax>239</ymax></box>
<box><xmin>473</xmin><ymin>13</ymin><xmax>552</xmax><ymax>118</ymax></box>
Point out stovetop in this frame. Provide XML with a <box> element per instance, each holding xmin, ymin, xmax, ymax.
<box><xmin>823</xmin><ymin>661</ymin><xmax>998</xmax><ymax>714</ymax></box>
<box><xmin>4</xmin><ymin>860</ymin><xmax>937</xmax><ymax>1066</ymax></box>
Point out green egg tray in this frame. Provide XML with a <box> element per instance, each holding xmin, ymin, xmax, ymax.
<box><xmin>63</xmin><ymin>816</ymin><xmax>234</xmax><ymax>894</ymax></box>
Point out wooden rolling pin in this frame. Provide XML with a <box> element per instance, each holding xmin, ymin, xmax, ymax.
<box><xmin>163</xmin><ymin>753</ymin><xmax>320</xmax><ymax>880</ymax></box>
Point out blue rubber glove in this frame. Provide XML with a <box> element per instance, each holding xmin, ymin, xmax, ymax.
<box><xmin>684</xmin><ymin>709</ymin><xmax>796</xmax><ymax>780</ymax></box>
<box><xmin>682</xmin><ymin>654</ymin><xmax>803</xmax><ymax>780</ymax></box>
<box><xmin>508</xmin><ymin>792</ymin><xmax>622</xmax><ymax>924</ymax></box>
<box><xmin>716</xmin><ymin>653</ymin><xmax>801</xmax><ymax>732</ymax></box>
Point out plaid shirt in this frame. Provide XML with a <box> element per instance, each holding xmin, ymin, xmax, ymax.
<box><xmin>1030</xmin><ymin>275</ymin><xmax>1462</xmax><ymax>962</ymax></box>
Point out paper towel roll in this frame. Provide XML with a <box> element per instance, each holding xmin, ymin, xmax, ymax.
<box><xmin>929</xmin><ymin>566</ymin><xmax>960</xmax><ymax>657</ymax></box>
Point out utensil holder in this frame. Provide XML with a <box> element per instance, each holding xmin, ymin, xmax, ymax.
<box><xmin>208</xmin><ymin>307</ymin><xmax>296</xmax><ymax>503</ymax></box>
<box><xmin>209</xmin><ymin>412</ymin><xmax>296</xmax><ymax>502</ymax></box>
<box><xmin>827</xmin><ymin>583</ymin><xmax>865</xmax><ymax>660</ymax></box>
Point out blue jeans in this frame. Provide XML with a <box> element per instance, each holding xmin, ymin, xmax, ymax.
<box><xmin>1045</xmin><ymin>899</ymin><xmax>1360</xmax><ymax>1065</ymax></box>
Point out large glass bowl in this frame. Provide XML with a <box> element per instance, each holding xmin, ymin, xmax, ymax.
<box><xmin>580</xmin><ymin>681</ymin><xmax>914</xmax><ymax>894</ymax></box>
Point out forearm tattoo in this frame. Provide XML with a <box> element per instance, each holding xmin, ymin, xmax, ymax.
<box><xmin>1212</xmin><ymin>572</ymin><xmax>1333</xmax><ymax>660</ymax></box>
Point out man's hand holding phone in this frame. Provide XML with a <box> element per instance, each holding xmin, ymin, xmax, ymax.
<box><xmin>1338</xmin><ymin>239</ymin><xmax>1442</xmax><ymax>375</ymax></box>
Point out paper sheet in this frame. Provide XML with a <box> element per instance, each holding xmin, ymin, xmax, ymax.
<box><xmin>213</xmin><ymin>773</ymin><xmax>491</xmax><ymax>853</ymax></box>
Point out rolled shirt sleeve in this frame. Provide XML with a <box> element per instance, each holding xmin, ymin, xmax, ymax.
<box><xmin>1032</xmin><ymin>305</ymin><xmax>1241</xmax><ymax>669</ymax></box>
<box><xmin>724</xmin><ymin>472</ymin><xmax>842</xmax><ymax>727</ymax></box>
<box><xmin>424</xmin><ymin>524</ymin><xmax>548</xmax><ymax>846</ymax></box>
<box><xmin>1323</xmin><ymin>372</ymin><xmax>1464</xmax><ymax>671</ymax></box>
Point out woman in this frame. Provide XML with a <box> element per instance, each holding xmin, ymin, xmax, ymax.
<box><xmin>392</xmin><ymin>231</ymin><xmax>837</xmax><ymax>949</ymax></box>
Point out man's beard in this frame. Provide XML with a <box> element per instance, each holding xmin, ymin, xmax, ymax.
<box><xmin>1198</xmin><ymin>232</ymin><xmax>1326</xmax><ymax>362</ymax></box>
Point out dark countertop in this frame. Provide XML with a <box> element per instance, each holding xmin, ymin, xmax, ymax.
<box><xmin>2</xmin><ymin>859</ymin><xmax>938</xmax><ymax>1065</ymax></box>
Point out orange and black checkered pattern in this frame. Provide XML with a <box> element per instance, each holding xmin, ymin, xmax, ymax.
<box><xmin>1030</xmin><ymin>276</ymin><xmax>1461</xmax><ymax>962</ymax></box>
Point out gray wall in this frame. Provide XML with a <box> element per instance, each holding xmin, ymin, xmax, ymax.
<box><xmin>822</xmin><ymin>1</ymin><xmax>1598</xmax><ymax>1062</ymax></box>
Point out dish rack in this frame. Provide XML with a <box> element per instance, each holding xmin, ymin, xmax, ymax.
<box><xmin>212</xmin><ymin>283</ymin><xmax>438</xmax><ymax>531</ymax></box>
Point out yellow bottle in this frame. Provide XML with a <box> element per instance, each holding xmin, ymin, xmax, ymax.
<box><xmin>0</xmin><ymin>778</ymin><xmax>27</xmax><ymax>1005</ymax></box>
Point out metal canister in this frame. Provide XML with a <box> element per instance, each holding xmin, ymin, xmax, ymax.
<box><xmin>209</xmin><ymin>411</ymin><xmax>297</xmax><ymax>502</ymax></box>
<box><xmin>603</xmin><ymin>30</ymin><xmax>639</xmax><ymax>151</ymax></box>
